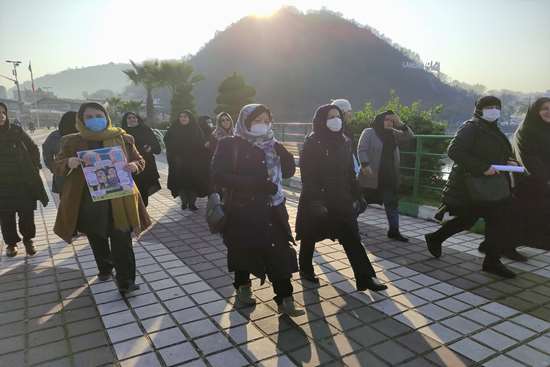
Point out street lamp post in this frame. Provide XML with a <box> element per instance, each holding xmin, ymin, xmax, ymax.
<box><xmin>5</xmin><ymin>60</ymin><xmax>23</xmax><ymax>120</ymax></box>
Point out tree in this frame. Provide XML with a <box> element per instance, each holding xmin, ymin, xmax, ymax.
<box><xmin>105</xmin><ymin>97</ymin><xmax>144</xmax><ymax>125</ymax></box>
<box><xmin>123</xmin><ymin>60</ymin><xmax>162</xmax><ymax>123</ymax></box>
<box><xmin>214</xmin><ymin>72</ymin><xmax>256</xmax><ymax>120</ymax></box>
<box><xmin>157</xmin><ymin>60</ymin><xmax>204</xmax><ymax>119</ymax></box>
<box><xmin>349</xmin><ymin>90</ymin><xmax>448</xmax><ymax>202</ymax></box>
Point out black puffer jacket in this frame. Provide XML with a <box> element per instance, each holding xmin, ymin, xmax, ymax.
<box><xmin>442</xmin><ymin>118</ymin><xmax>512</xmax><ymax>209</ymax></box>
<box><xmin>0</xmin><ymin>123</ymin><xmax>48</xmax><ymax>211</ymax></box>
<box><xmin>211</xmin><ymin>136</ymin><xmax>298</xmax><ymax>280</ymax></box>
<box><xmin>295</xmin><ymin>105</ymin><xmax>360</xmax><ymax>242</ymax></box>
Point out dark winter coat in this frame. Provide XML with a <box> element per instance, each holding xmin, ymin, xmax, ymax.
<box><xmin>42</xmin><ymin>130</ymin><xmax>63</xmax><ymax>193</ymax></box>
<box><xmin>164</xmin><ymin>119</ymin><xmax>210</xmax><ymax>197</ymax></box>
<box><xmin>122</xmin><ymin>117</ymin><xmax>161</xmax><ymax>198</ymax></box>
<box><xmin>211</xmin><ymin>136</ymin><xmax>298</xmax><ymax>280</ymax></box>
<box><xmin>295</xmin><ymin>105</ymin><xmax>361</xmax><ymax>242</ymax></box>
<box><xmin>442</xmin><ymin>118</ymin><xmax>513</xmax><ymax>211</ymax></box>
<box><xmin>0</xmin><ymin>122</ymin><xmax>48</xmax><ymax>212</ymax></box>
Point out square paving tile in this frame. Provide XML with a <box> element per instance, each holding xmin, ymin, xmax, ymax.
<box><xmin>370</xmin><ymin>339</ymin><xmax>415</xmax><ymax>365</ymax></box>
<box><xmin>449</xmin><ymin>337</ymin><xmax>495</xmax><ymax>362</ymax></box>
<box><xmin>195</xmin><ymin>332</ymin><xmax>233</xmax><ymax>355</ymax></box>
<box><xmin>240</xmin><ymin>337</ymin><xmax>280</xmax><ymax>362</ymax></box>
<box><xmin>159</xmin><ymin>342</ymin><xmax>200</xmax><ymax>366</ymax></box>
<box><xmin>150</xmin><ymin>327</ymin><xmax>187</xmax><ymax>349</ymax></box>
<box><xmin>207</xmin><ymin>348</ymin><xmax>249</xmax><ymax>367</ymax></box>
<box><xmin>471</xmin><ymin>329</ymin><xmax>516</xmax><ymax>351</ymax></box>
<box><xmin>113</xmin><ymin>336</ymin><xmax>152</xmax><ymax>360</ymax></box>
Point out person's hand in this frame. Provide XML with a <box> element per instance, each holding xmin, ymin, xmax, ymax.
<box><xmin>361</xmin><ymin>166</ymin><xmax>373</xmax><ymax>176</ymax></box>
<box><xmin>143</xmin><ymin>144</ymin><xmax>152</xmax><ymax>153</ymax></box>
<box><xmin>483</xmin><ymin>166</ymin><xmax>498</xmax><ymax>176</ymax></box>
<box><xmin>67</xmin><ymin>157</ymin><xmax>81</xmax><ymax>169</ymax></box>
<box><xmin>124</xmin><ymin>163</ymin><xmax>139</xmax><ymax>173</ymax></box>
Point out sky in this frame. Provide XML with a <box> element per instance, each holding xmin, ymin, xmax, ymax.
<box><xmin>1</xmin><ymin>0</ymin><xmax>549</xmax><ymax>94</ymax></box>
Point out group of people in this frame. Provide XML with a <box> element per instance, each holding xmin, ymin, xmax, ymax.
<box><xmin>1</xmin><ymin>95</ymin><xmax>550</xmax><ymax>314</ymax></box>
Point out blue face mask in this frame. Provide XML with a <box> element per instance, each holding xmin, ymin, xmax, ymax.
<box><xmin>84</xmin><ymin>117</ymin><xmax>108</xmax><ymax>132</ymax></box>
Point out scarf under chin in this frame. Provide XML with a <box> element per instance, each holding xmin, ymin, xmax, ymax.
<box><xmin>76</xmin><ymin>116</ymin><xmax>143</xmax><ymax>234</ymax></box>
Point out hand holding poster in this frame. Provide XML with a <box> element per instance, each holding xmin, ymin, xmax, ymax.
<box><xmin>77</xmin><ymin>146</ymin><xmax>135</xmax><ymax>202</ymax></box>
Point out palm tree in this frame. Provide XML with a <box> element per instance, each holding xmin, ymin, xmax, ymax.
<box><xmin>123</xmin><ymin>60</ymin><xmax>161</xmax><ymax>124</ymax></box>
<box><xmin>158</xmin><ymin>60</ymin><xmax>204</xmax><ymax>118</ymax></box>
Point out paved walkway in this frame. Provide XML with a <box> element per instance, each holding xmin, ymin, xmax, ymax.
<box><xmin>1</xmin><ymin>135</ymin><xmax>550</xmax><ymax>366</ymax></box>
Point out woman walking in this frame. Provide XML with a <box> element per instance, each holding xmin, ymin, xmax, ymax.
<box><xmin>211</xmin><ymin>104</ymin><xmax>304</xmax><ymax>316</ymax></box>
<box><xmin>54</xmin><ymin>102</ymin><xmax>151</xmax><ymax>293</ymax></box>
<box><xmin>0</xmin><ymin>102</ymin><xmax>48</xmax><ymax>257</ymax></box>
<box><xmin>512</xmin><ymin>97</ymin><xmax>550</xmax><ymax>250</ymax></box>
<box><xmin>296</xmin><ymin>104</ymin><xmax>387</xmax><ymax>291</ymax></box>
<box><xmin>357</xmin><ymin>110</ymin><xmax>414</xmax><ymax>242</ymax></box>
<box><xmin>164</xmin><ymin>110</ymin><xmax>210</xmax><ymax>211</ymax></box>
<box><xmin>208</xmin><ymin>112</ymin><xmax>234</xmax><ymax>154</ymax></box>
<box><xmin>425</xmin><ymin>96</ymin><xmax>516</xmax><ymax>278</ymax></box>
<box><xmin>43</xmin><ymin>111</ymin><xmax>78</xmax><ymax>194</ymax></box>
<box><xmin>121</xmin><ymin>112</ymin><xmax>161</xmax><ymax>207</ymax></box>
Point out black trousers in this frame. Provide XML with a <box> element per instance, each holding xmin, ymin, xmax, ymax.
<box><xmin>141</xmin><ymin>192</ymin><xmax>149</xmax><ymax>207</ymax></box>
<box><xmin>299</xmin><ymin>221</ymin><xmax>376</xmax><ymax>282</ymax></box>
<box><xmin>178</xmin><ymin>189</ymin><xmax>197</xmax><ymax>206</ymax></box>
<box><xmin>0</xmin><ymin>209</ymin><xmax>36</xmax><ymax>246</ymax></box>
<box><xmin>234</xmin><ymin>271</ymin><xmax>293</xmax><ymax>305</ymax></box>
<box><xmin>431</xmin><ymin>204</ymin><xmax>511</xmax><ymax>263</ymax></box>
<box><xmin>87</xmin><ymin>230</ymin><xmax>136</xmax><ymax>287</ymax></box>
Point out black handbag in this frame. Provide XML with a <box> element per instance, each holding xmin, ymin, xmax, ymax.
<box><xmin>206</xmin><ymin>142</ymin><xmax>239</xmax><ymax>234</ymax></box>
<box><xmin>465</xmin><ymin>173</ymin><xmax>511</xmax><ymax>204</ymax></box>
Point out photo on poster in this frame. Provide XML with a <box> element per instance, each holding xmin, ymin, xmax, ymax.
<box><xmin>77</xmin><ymin>146</ymin><xmax>134</xmax><ymax>202</ymax></box>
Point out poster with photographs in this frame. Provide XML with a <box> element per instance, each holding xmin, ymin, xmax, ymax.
<box><xmin>77</xmin><ymin>146</ymin><xmax>134</xmax><ymax>202</ymax></box>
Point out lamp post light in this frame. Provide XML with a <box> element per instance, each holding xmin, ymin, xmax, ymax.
<box><xmin>5</xmin><ymin>60</ymin><xmax>23</xmax><ymax>119</ymax></box>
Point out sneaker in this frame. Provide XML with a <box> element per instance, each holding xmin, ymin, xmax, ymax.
<box><xmin>425</xmin><ymin>233</ymin><xmax>442</xmax><ymax>258</ymax></box>
<box><xmin>23</xmin><ymin>239</ymin><xmax>36</xmax><ymax>256</ymax></box>
<box><xmin>277</xmin><ymin>297</ymin><xmax>305</xmax><ymax>317</ymax></box>
<box><xmin>482</xmin><ymin>260</ymin><xmax>516</xmax><ymax>279</ymax></box>
<box><xmin>5</xmin><ymin>244</ymin><xmax>17</xmax><ymax>257</ymax></box>
<box><xmin>503</xmin><ymin>249</ymin><xmax>528</xmax><ymax>262</ymax></box>
<box><xmin>388</xmin><ymin>231</ymin><xmax>409</xmax><ymax>242</ymax></box>
<box><xmin>299</xmin><ymin>271</ymin><xmax>320</xmax><ymax>284</ymax></box>
<box><xmin>236</xmin><ymin>285</ymin><xmax>256</xmax><ymax>305</ymax></box>
<box><xmin>97</xmin><ymin>271</ymin><xmax>113</xmax><ymax>282</ymax></box>
<box><xmin>357</xmin><ymin>277</ymin><xmax>388</xmax><ymax>292</ymax></box>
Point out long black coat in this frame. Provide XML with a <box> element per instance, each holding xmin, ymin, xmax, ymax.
<box><xmin>295</xmin><ymin>132</ymin><xmax>360</xmax><ymax>242</ymax></box>
<box><xmin>442</xmin><ymin>118</ymin><xmax>512</xmax><ymax>211</ymax></box>
<box><xmin>124</xmin><ymin>124</ymin><xmax>161</xmax><ymax>198</ymax></box>
<box><xmin>0</xmin><ymin>123</ymin><xmax>48</xmax><ymax>211</ymax></box>
<box><xmin>211</xmin><ymin>136</ymin><xmax>298</xmax><ymax>280</ymax></box>
<box><xmin>164</xmin><ymin>122</ymin><xmax>210</xmax><ymax>197</ymax></box>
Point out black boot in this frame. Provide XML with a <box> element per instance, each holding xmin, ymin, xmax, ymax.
<box><xmin>23</xmin><ymin>239</ymin><xmax>36</xmax><ymax>256</ymax></box>
<box><xmin>357</xmin><ymin>277</ymin><xmax>388</xmax><ymax>292</ymax></box>
<box><xmin>425</xmin><ymin>233</ymin><xmax>442</xmax><ymax>258</ymax></box>
<box><xmin>478</xmin><ymin>240</ymin><xmax>488</xmax><ymax>254</ymax></box>
<box><xmin>188</xmin><ymin>193</ymin><xmax>198</xmax><ymax>211</ymax></box>
<box><xmin>388</xmin><ymin>230</ymin><xmax>409</xmax><ymax>242</ymax></box>
<box><xmin>300</xmin><ymin>271</ymin><xmax>320</xmax><ymax>284</ymax></box>
<box><xmin>5</xmin><ymin>244</ymin><xmax>18</xmax><ymax>257</ymax></box>
<box><xmin>482</xmin><ymin>259</ymin><xmax>516</xmax><ymax>279</ymax></box>
<box><xmin>180</xmin><ymin>192</ymin><xmax>188</xmax><ymax>210</ymax></box>
<box><xmin>503</xmin><ymin>248</ymin><xmax>528</xmax><ymax>262</ymax></box>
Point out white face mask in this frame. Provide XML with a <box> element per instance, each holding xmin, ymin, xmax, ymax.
<box><xmin>249</xmin><ymin>123</ymin><xmax>269</xmax><ymax>136</ymax></box>
<box><xmin>482</xmin><ymin>108</ymin><xmax>500</xmax><ymax>122</ymax></box>
<box><xmin>326</xmin><ymin>117</ymin><xmax>342</xmax><ymax>132</ymax></box>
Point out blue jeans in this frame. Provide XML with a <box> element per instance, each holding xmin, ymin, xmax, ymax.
<box><xmin>383</xmin><ymin>190</ymin><xmax>399</xmax><ymax>232</ymax></box>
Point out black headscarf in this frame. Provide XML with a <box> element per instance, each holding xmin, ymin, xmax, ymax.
<box><xmin>474</xmin><ymin>95</ymin><xmax>502</xmax><ymax>121</ymax></box>
<box><xmin>312</xmin><ymin>104</ymin><xmax>345</xmax><ymax>143</ymax></box>
<box><xmin>0</xmin><ymin>102</ymin><xmax>9</xmax><ymax>132</ymax></box>
<box><xmin>513</xmin><ymin>97</ymin><xmax>550</xmax><ymax>172</ymax></box>
<box><xmin>373</xmin><ymin>110</ymin><xmax>397</xmax><ymax>150</ymax></box>
<box><xmin>58</xmin><ymin>111</ymin><xmax>78</xmax><ymax>136</ymax></box>
<box><xmin>166</xmin><ymin>110</ymin><xmax>205</xmax><ymax>148</ymax></box>
<box><xmin>121</xmin><ymin>112</ymin><xmax>144</xmax><ymax>130</ymax></box>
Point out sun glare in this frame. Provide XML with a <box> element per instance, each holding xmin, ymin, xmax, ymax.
<box><xmin>250</xmin><ymin>1</ymin><xmax>283</xmax><ymax>17</ymax></box>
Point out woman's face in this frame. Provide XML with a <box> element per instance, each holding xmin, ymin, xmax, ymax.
<box><xmin>96</xmin><ymin>170</ymin><xmax>107</xmax><ymax>183</ymax></box>
<box><xmin>126</xmin><ymin>114</ymin><xmax>139</xmax><ymax>127</ymax></box>
<box><xmin>220</xmin><ymin>115</ymin><xmax>232</xmax><ymax>130</ymax></box>
<box><xmin>383</xmin><ymin>115</ymin><xmax>395</xmax><ymax>129</ymax></box>
<box><xmin>326</xmin><ymin>108</ymin><xmax>340</xmax><ymax>120</ymax></box>
<box><xmin>83</xmin><ymin>107</ymin><xmax>106</xmax><ymax>121</ymax></box>
<box><xmin>0</xmin><ymin>106</ymin><xmax>7</xmax><ymax>126</ymax></box>
<box><xmin>250</xmin><ymin>112</ymin><xmax>270</xmax><ymax>127</ymax></box>
<box><xmin>179</xmin><ymin>113</ymin><xmax>190</xmax><ymax>125</ymax></box>
<box><xmin>539</xmin><ymin>101</ymin><xmax>550</xmax><ymax>124</ymax></box>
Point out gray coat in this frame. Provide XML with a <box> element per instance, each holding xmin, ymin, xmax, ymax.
<box><xmin>357</xmin><ymin>126</ymin><xmax>414</xmax><ymax>189</ymax></box>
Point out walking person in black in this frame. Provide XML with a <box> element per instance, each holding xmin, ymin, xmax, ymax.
<box><xmin>121</xmin><ymin>112</ymin><xmax>161</xmax><ymax>207</ymax></box>
<box><xmin>208</xmin><ymin>112</ymin><xmax>234</xmax><ymax>155</ymax></box>
<box><xmin>0</xmin><ymin>102</ymin><xmax>48</xmax><ymax>257</ymax></box>
<box><xmin>357</xmin><ymin>110</ymin><xmax>414</xmax><ymax>242</ymax></box>
<box><xmin>164</xmin><ymin>110</ymin><xmax>210</xmax><ymax>211</ymax></box>
<box><xmin>425</xmin><ymin>96</ymin><xmax>517</xmax><ymax>278</ymax></box>
<box><xmin>511</xmin><ymin>97</ymin><xmax>550</xmax><ymax>250</ymax></box>
<box><xmin>211</xmin><ymin>103</ymin><xmax>304</xmax><ymax>316</ymax></box>
<box><xmin>295</xmin><ymin>104</ymin><xmax>387</xmax><ymax>291</ymax></box>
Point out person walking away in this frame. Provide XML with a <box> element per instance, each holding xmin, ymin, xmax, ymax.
<box><xmin>296</xmin><ymin>104</ymin><xmax>387</xmax><ymax>291</ymax></box>
<box><xmin>53</xmin><ymin>102</ymin><xmax>151</xmax><ymax>293</ymax></box>
<box><xmin>43</xmin><ymin>111</ymin><xmax>78</xmax><ymax>194</ymax></box>
<box><xmin>331</xmin><ymin>98</ymin><xmax>361</xmax><ymax>176</ymax></box>
<box><xmin>211</xmin><ymin>104</ymin><xmax>304</xmax><ymax>316</ymax></box>
<box><xmin>121</xmin><ymin>112</ymin><xmax>161</xmax><ymax>207</ymax></box>
<box><xmin>357</xmin><ymin>110</ymin><xmax>414</xmax><ymax>242</ymax></box>
<box><xmin>512</xmin><ymin>97</ymin><xmax>550</xmax><ymax>250</ymax></box>
<box><xmin>0</xmin><ymin>102</ymin><xmax>48</xmax><ymax>257</ymax></box>
<box><xmin>424</xmin><ymin>96</ymin><xmax>517</xmax><ymax>278</ymax></box>
<box><xmin>164</xmin><ymin>110</ymin><xmax>210</xmax><ymax>211</ymax></box>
